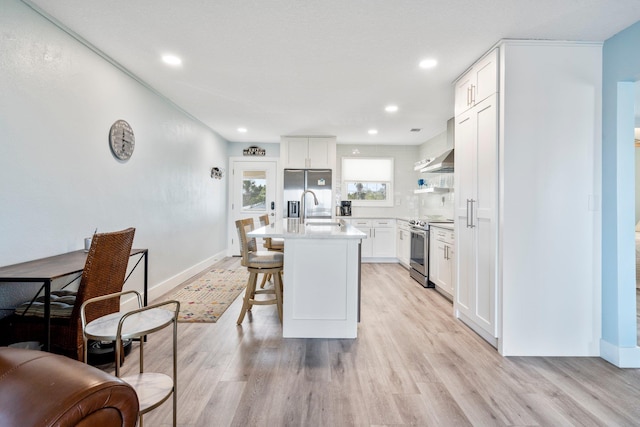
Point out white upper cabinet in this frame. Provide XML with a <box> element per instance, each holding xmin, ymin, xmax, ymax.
<box><xmin>454</xmin><ymin>49</ymin><xmax>498</xmax><ymax>116</ymax></box>
<box><xmin>281</xmin><ymin>136</ymin><xmax>336</xmax><ymax>169</ymax></box>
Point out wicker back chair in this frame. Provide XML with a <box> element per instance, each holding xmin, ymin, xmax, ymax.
<box><xmin>12</xmin><ymin>228</ymin><xmax>135</xmax><ymax>361</ymax></box>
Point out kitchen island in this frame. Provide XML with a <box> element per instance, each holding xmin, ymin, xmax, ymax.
<box><xmin>248</xmin><ymin>218</ymin><xmax>366</xmax><ymax>338</ymax></box>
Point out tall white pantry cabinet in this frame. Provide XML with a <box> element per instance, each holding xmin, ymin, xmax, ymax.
<box><xmin>454</xmin><ymin>40</ymin><xmax>602</xmax><ymax>356</ymax></box>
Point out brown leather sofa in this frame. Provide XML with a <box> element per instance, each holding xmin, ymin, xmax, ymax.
<box><xmin>0</xmin><ymin>347</ymin><xmax>138</xmax><ymax>427</ymax></box>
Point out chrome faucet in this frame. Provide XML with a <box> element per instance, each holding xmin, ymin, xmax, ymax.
<box><xmin>300</xmin><ymin>190</ymin><xmax>319</xmax><ymax>224</ymax></box>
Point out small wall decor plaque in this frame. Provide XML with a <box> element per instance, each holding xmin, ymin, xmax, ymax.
<box><xmin>210</xmin><ymin>167</ymin><xmax>224</xmax><ymax>179</ymax></box>
<box><xmin>243</xmin><ymin>146</ymin><xmax>266</xmax><ymax>156</ymax></box>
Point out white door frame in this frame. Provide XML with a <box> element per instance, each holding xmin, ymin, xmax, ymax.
<box><xmin>227</xmin><ymin>156</ymin><xmax>280</xmax><ymax>256</ymax></box>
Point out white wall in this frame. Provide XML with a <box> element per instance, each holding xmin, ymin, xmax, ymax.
<box><xmin>636</xmin><ymin>143</ymin><xmax>640</xmax><ymax>227</ymax></box>
<box><xmin>0</xmin><ymin>0</ymin><xmax>229</xmax><ymax>306</ymax></box>
<box><xmin>499</xmin><ymin>41</ymin><xmax>602</xmax><ymax>356</ymax></box>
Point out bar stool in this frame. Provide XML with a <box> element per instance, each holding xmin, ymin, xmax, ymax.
<box><xmin>258</xmin><ymin>214</ymin><xmax>284</xmax><ymax>288</ymax></box>
<box><xmin>259</xmin><ymin>214</ymin><xmax>284</xmax><ymax>251</ymax></box>
<box><xmin>235</xmin><ymin>218</ymin><xmax>284</xmax><ymax>323</ymax></box>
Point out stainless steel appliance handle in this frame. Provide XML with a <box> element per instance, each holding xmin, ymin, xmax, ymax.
<box><xmin>410</xmin><ymin>228</ymin><xmax>427</xmax><ymax>237</ymax></box>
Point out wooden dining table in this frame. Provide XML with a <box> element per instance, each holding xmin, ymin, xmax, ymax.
<box><xmin>0</xmin><ymin>249</ymin><xmax>148</xmax><ymax>351</ymax></box>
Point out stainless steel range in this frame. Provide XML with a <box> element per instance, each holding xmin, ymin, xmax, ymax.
<box><xmin>409</xmin><ymin>218</ymin><xmax>453</xmax><ymax>288</ymax></box>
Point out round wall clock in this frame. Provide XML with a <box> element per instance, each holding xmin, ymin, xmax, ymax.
<box><xmin>109</xmin><ymin>119</ymin><xmax>135</xmax><ymax>161</ymax></box>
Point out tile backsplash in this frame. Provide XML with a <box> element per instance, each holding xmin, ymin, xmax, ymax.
<box><xmin>335</xmin><ymin>124</ymin><xmax>455</xmax><ymax>220</ymax></box>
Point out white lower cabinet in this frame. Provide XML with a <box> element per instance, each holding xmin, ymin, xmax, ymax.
<box><xmin>396</xmin><ymin>220</ymin><xmax>411</xmax><ymax>268</ymax></box>
<box><xmin>429</xmin><ymin>226</ymin><xmax>455</xmax><ymax>300</ymax></box>
<box><xmin>348</xmin><ymin>219</ymin><xmax>396</xmax><ymax>261</ymax></box>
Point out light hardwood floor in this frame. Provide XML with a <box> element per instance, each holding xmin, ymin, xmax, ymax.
<box><xmin>113</xmin><ymin>259</ymin><xmax>640</xmax><ymax>426</ymax></box>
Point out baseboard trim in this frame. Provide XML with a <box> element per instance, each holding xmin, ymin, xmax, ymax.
<box><xmin>121</xmin><ymin>250</ymin><xmax>228</xmax><ymax>311</ymax></box>
<box><xmin>600</xmin><ymin>339</ymin><xmax>640</xmax><ymax>368</ymax></box>
<box><xmin>456</xmin><ymin>311</ymin><xmax>499</xmax><ymax>349</ymax></box>
<box><xmin>361</xmin><ymin>257</ymin><xmax>398</xmax><ymax>264</ymax></box>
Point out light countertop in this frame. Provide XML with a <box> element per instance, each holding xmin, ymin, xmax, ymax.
<box><xmin>248</xmin><ymin>218</ymin><xmax>367</xmax><ymax>240</ymax></box>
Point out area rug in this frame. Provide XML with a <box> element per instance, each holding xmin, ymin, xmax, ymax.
<box><xmin>166</xmin><ymin>267</ymin><xmax>248</xmax><ymax>323</ymax></box>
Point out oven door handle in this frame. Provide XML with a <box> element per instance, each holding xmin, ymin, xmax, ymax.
<box><xmin>410</xmin><ymin>228</ymin><xmax>427</xmax><ymax>237</ymax></box>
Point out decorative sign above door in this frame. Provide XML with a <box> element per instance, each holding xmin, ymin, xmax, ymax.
<box><xmin>243</xmin><ymin>146</ymin><xmax>266</xmax><ymax>156</ymax></box>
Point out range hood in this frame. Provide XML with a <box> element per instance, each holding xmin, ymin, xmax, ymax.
<box><xmin>420</xmin><ymin>149</ymin><xmax>454</xmax><ymax>173</ymax></box>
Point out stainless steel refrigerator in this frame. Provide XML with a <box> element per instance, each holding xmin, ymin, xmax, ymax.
<box><xmin>283</xmin><ymin>169</ymin><xmax>333</xmax><ymax>219</ymax></box>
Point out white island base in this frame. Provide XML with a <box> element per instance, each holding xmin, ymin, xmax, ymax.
<box><xmin>283</xmin><ymin>238</ymin><xmax>360</xmax><ymax>338</ymax></box>
<box><xmin>248</xmin><ymin>219</ymin><xmax>365</xmax><ymax>339</ymax></box>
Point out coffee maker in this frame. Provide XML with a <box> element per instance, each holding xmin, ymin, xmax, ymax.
<box><xmin>340</xmin><ymin>201</ymin><xmax>352</xmax><ymax>216</ymax></box>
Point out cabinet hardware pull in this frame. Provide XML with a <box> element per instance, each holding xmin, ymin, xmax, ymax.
<box><xmin>467</xmin><ymin>86</ymin><xmax>471</xmax><ymax>106</ymax></box>
<box><xmin>469</xmin><ymin>199</ymin><xmax>476</xmax><ymax>228</ymax></box>
<box><xmin>466</xmin><ymin>199</ymin><xmax>471</xmax><ymax>228</ymax></box>
<box><xmin>470</xmin><ymin>84</ymin><xmax>476</xmax><ymax>104</ymax></box>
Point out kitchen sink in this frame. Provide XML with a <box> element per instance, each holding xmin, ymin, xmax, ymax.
<box><xmin>305</xmin><ymin>221</ymin><xmax>342</xmax><ymax>227</ymax></box>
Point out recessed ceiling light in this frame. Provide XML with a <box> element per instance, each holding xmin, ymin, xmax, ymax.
<box><xmin>385</xmin><ymin>105</ymin><xmax>398</xmax><ymax>113</ymax></box>
<box><xmin>162</xmin><ymin>54</ymin><xmax>182</xmax><ymax>66</ymax></box>
<box><xmin>368</xmin><ymin>129</ymin><xmax>378</xmax><ymax>135</ymax></box>
<box><xmin>419</xmin><ymin>58</ymin><xmax>438</xmax><ymax>69</ymax></box>
<box><xmin>237</xmin><ymin>127</ymin><xmax>247</xmax><ymax>133</ymax></box>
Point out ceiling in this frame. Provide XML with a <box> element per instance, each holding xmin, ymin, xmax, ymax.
<box><xmin>24</xmin><ymin>0</ymin><xmax>640</xmax><ymax>145</ymax></box>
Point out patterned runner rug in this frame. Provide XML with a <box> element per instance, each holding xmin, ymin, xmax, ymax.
<box><xmin>166</xmin><ymin>266</ymin><xmax>248</xmax><ymax>322</ymax></box>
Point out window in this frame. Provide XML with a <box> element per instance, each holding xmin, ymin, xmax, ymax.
<box><xmin>242</xmin><ymin>170</ymin><xmax>267</xmax><ymax>211</ymax></box>
<box><xmin>342</xmin><ymin>157</ymin><xmax>394</xmax><ymax>207</ymax></box>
